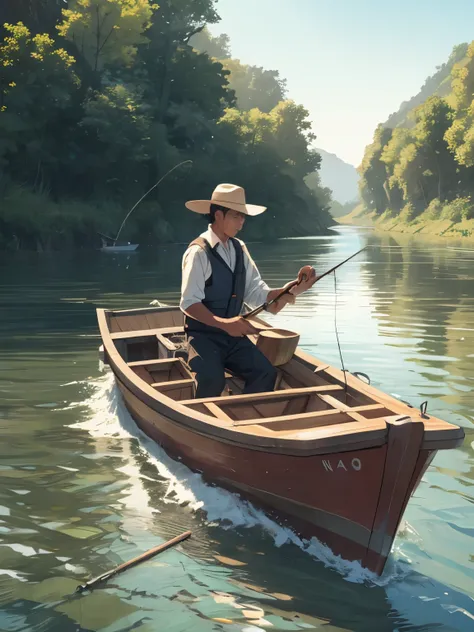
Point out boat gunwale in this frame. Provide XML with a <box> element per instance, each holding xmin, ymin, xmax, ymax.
<box><xmin>98</xmin><ymin>306</ymin><xmax>465</xmax><ymax>453</ymax></box>
<box><xmin>98</xmin><ymin>308</ymin><xmax>390</xmax><ymax>454</ymax></box>
<box><xmin>292</xmin><ymin>347</ymin><xmax>465</xmax><ymax>447</ymax></box>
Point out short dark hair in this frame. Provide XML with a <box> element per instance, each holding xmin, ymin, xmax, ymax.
<box><xmin>208</xmin><ymin>203</ymin><xmax>230</xmax><ymax>223</ymax></box>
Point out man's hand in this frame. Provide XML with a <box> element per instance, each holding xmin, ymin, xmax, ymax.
<box><xmin>219</xmin><ymin>316</ymin><xmax>259</xmax><ymax>337</ymax></box>
<box><xmin>290</xmin><ymin>265</ymin><xmax>317</xmax><ymax>296</ymax></box>
<box><xmin>185</xmin><ymin>304</ymin><xmax>259</xmax><ymax>336</ymax></box>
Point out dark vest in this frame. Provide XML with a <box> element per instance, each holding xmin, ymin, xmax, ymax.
<box><xmin>184</xmin><ymin>236</ymin><xmax>246</xmax><ymax>335</ymax></box>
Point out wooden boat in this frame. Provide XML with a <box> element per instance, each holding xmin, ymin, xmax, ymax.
<box><xmin>100</xmin><ymin>243</ymin><xmax>139</xmax><ymax>253</ymax></box>
<box><xmin>96</xmin><ymin>305</ymin><xmax>464</xmax><ymax>575</ymax></box>
<box><xmin>98</xmin><ymin>233</ymin><xmax>139</xmax><ymax>253</ymax></box>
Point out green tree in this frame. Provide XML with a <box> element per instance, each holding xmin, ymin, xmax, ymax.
<box><xmin>77</xmin><ymin>84</ymin><xmax>153</xmax><ymax>197</ymax></box>
<box><xmin>449</xmin><ymin>42</ymin><xmax>474</xmax><ymax>113</ymax></box>
<box><xmin>0</xmin><ymin>22</ymin><xmax>80</xmax><ymax>189</ymax></box>
<box><xmin>358</xmin><ymin>125</ymin><xmax>392</xmax><ymax>214</ymax></box>
<box><xmin>142</xmin><ymin>0</ymin><xmax>219</xmax><ymax>121</ymax></box>
<box><xmin>167</xmin><ymin>47</ymin><xmax>234</xmax><ymax>120</ymax></box>
<box><xmin>305</xmin><ymin>171</ymin><xmax>333</xmax><ymax>211</ymax></box>
<box><xmin>0</xmin><ymin>2</ymin><xmax>333</xmax><ymax>249</ymax></box>
<box><xmin>445</xmin><ymin>43</ymin><xmax>474</xmax><ymax>170</ymax></box>
<box><xmin>412</xmin><ymin>96</ymin><xmax>456</xmax><ymax>201</ymax></box>
<box><xmin>217</xmin><ymin>102</ymin><xmax>330</xmax><ymax>239</ymax></box>
<box><xmin>57</xmin><ymin>0</ymin><xmax>156</xmax><ymax>72</ymax></box>
<box><xmin>0</xmin><ymin>1</ymin><xmax>65</xmax><ymax>36</ymax></box>
<box><xmin>380</xmin><ymin>127</ymin><xmax>412</xmax><ymax>212</ymax></box>
<box><xmin>223</xmin><ymin>58</ymin><xmax>287</xmax><ymax>112</ymax></box>
<box><xmin>269</xmin><ymin>101</ymin><xmax>319</xmax><ymax>178</ymax></box>
<box><xmin>189</xmin><ymin>26</ymin><xmax>231</xmax><ymax>59</ymax></box>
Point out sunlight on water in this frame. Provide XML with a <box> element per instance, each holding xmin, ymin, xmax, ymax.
<box><xmin>0</xmin><ymin>227</ymin><xmax>473</xmax><ymax>631</ymax></box>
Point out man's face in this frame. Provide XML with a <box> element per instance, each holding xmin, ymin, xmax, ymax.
<box><xmin>217</xmin><ymin>208</ymin><xmax>246</xmax><ymax>238</ymax></box>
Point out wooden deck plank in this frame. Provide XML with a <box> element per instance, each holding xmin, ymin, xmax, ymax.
<box><xmin>180</xmin><ymin>384</ymin><xmax>343</xmax><ymax>407</ymax></box>
<box><xmin>233</xmin><ymin>408</ymin><xmax>345</xmax><ymax>427</ymax></box>
<box><xmin>317</xmin><ymin>394</ymin><xmax>385</xmax><ymax>415</ymax></box>
<box><xmin>204</xmin><ymin>402</ymin><xmax>233</xmax><ymax>422</ymax></box>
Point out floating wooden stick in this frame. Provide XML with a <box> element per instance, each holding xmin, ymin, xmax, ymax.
<box><xmin>76</xmin><ymin>530</ymin><xmax>192</xmax><ymax>593</ymax></box>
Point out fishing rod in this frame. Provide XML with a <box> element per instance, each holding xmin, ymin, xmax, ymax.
<box><xmin>113</xmin><ymin>159</ymin><xmax>193</xmax><ymax>245</ymax></box>
<box><xmin>244</xmin><ymin>247</ymin><xmax>366</xmax><ymax>319</ymax></box>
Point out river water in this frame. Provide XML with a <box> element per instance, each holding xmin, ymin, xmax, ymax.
<box><xmin>0</xmin><ymin>226</ymin><xmax>473</xmax><ymax>631</ymax></box>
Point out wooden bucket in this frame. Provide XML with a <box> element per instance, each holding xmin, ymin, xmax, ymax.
<box><xmin>256</xmin><ymin>328</ymin><xmax>300</xmax><ymax>366</ymax></box>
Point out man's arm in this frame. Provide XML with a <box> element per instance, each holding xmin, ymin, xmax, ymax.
<box><xmin>241</xmin><ymin>244</ymin><xmax>294</xmax><ymax>315</ymax></box>
<box><xmin>265</xmin><ymin>283</ymin><xmax>296</xmax><ymax>314</ymax></box>
<box><xmin>241</xmin><ymin>243</ymin><xmax>316</xmax><ymax>315</ymax></box>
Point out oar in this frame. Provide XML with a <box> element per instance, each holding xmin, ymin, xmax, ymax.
<box><xmin>76</xmin><ymin>530</ymin><xmax>191</xmax><ymax>593</ymax></box>
<box><xmin>244</xmin><ymin>247</ymin><xmax>366</xmax><ymax>319</ymax></box>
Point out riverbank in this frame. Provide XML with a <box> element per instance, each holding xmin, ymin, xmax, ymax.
<box><xmin>339</xmin><ymin>204</ymin><xmax>474</xmax><ymax>243</ymax></box>
<box><xmin>0</xmin><ymin>185</ymin><xmax>332</xmax><ymax>251</ymax></box>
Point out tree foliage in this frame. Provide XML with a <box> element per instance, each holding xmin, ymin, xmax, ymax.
<box><xmin>0</xmin><ymin>22</ymin><xmax>80</xmax><ymax>187</ymax></box>
<box><xmin>57</xmin><ymin>0</ymin><xmax>156</xmax><ymax>72</ymax></box>
<box><xmin>0</xmin><ymin>1</ymin><xmax>332</xmax><ymax>250</ymax></box>
<box><xmin>359</xmin><ymin>40</ymin><xmax>474</xmax><ymax>224</ymax></box>
<box><xmin>190</xmin><ymin>30</ymin><xmax>286</xmax><ymax>113</ymax></box>
<box><xmin>0</xmin><ymin>1</ymin><xmax>65</xmax><ymax>36</ymax></box>
<box><xmin>222</xmin><ymin>59</ymin><xmax>287</xmax><ymax>113</ymax></box>
<box><xmin>189</xmin><ymin>26</ymin><xmax>231</xmax><ymax>59</ymax></box>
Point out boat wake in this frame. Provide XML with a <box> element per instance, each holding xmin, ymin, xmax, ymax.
<box><xmin>67</xmin><ymin>370</ymin><xmax>412</xmax><ymax>587</ymax></box>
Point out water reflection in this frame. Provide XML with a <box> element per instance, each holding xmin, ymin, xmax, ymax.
<box><xmin>0</xmin><ymin>228</ymin><xmax>472</xmax><ymax>631</ymax></box>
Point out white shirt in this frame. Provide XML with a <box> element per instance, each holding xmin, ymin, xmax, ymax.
<box><xmin>180</xmin><ymin>225</ymin><xmax>270</xmax><ymax>312</ymax></box>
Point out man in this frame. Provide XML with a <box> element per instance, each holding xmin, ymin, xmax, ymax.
<box><xmin>180</xmin><ymin>183</ymin><xmax>316</xmax><ymax>398</ymax></box>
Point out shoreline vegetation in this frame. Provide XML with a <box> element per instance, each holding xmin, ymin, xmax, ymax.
<box><xmin>0</xmin><ymin>2</ymin><xmax>333</xmax><ymax>252</ymax></box>
<box><xmin>339</xmin><ymin>202</ymin><xmax>474</xmax><ymax>243</ymax></box>
<box><xmin>347</xmin><ymin>41</ymin><xmax>474</xmax><ymax>243</ymax></box>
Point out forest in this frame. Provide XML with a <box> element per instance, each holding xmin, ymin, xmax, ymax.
<box><xmin>0</xmin><ymin>1</ymin><xmax>332</xmax><ymax>250</ymax></box>
<box><xmin>358</xmin><ymin>42</ymin><xmax>474</xmax><ymax>234</ymax></box>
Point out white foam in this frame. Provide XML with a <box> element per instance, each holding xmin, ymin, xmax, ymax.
<box><xmin>0</xmin><ymin>543</ymin><xmax>37</xmax><ymax>557</ymax></box>
<box><xmin>0</xmin><ymin>568</ymin><xmax>28</xmax><ymax>582</ymax></box>
<box><xmin>71</xmin><ymin>372</ymin><xmax>409</xmax><ymax>585</ymax></box>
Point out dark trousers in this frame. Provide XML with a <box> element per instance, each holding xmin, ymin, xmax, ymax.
<box><xmin>186</xmin><ymin>332</ymin><xmax>277</xmax><ymax>398</ymax></box>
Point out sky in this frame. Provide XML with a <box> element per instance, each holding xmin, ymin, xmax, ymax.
<box><xmin>209</xmin><ymin>0</ymin><xmax>474</xmax><ymax>167</ymax></box>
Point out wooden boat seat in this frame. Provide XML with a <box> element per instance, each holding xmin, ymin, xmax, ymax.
<box><xmin>128</xmin><ymin>357</ymin><xmax>190</xmax><ymax>370</ymax></box>
<box><xmin>111</xmin><ymin>326</ymin><xmax>184</xmax><ymax>340</ymax></box>
<box><xmin>180</xmin><ymin>384</ymin><xmax>344</xmax><ymax>407</ymax></box>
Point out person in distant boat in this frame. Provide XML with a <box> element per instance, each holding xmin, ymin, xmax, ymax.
<box><xmin>180</xmin><ymin>183</ymin><xmax>317</xmax><ymax>398</ymax></box>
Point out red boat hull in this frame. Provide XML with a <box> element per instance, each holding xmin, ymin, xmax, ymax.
<box><xmin>117</xmin><ymin>379</ymin><xmax>434</xmax><ymax>574</ymax></box>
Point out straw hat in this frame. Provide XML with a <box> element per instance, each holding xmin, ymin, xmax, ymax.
<box><xmin>185</xmin><ymin>183</ymin><xmax>267</xmax><ymax>216</ymax></box>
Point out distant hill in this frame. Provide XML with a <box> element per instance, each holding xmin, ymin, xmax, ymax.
<box><xmin>384</xmin><ymin>43</ymin><xmax>468</xmax><ymax>129</ymax></box>
<box><xmin>315</xmin><ymin>148</ymin><xmax>359</xmax><ymax>204</ymax></box>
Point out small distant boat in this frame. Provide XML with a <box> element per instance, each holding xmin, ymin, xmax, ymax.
<box><xmin>96</xmin><ymin>304</ymin><xmax>464</xmax><ymax>575</ymax></box>
<box><xmin>100</xmin><ymin>243</ymin><xmax>139</xmax><ymax>253</ymax></box>
<box><xmin>98</xmin><ymin>233</ymin><xmax>139</xmax><ymax>253</ymax></box>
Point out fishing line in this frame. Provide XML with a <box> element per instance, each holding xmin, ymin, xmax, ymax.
<box><xmin>114</xmin><ymin>159</ymin><xmax>193</xmax><ymax>244</ymax></box>
<box><xmin>333</xmin><ymin>270</ymin><xmax>348</xmax><ymax>402</ymax></box>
